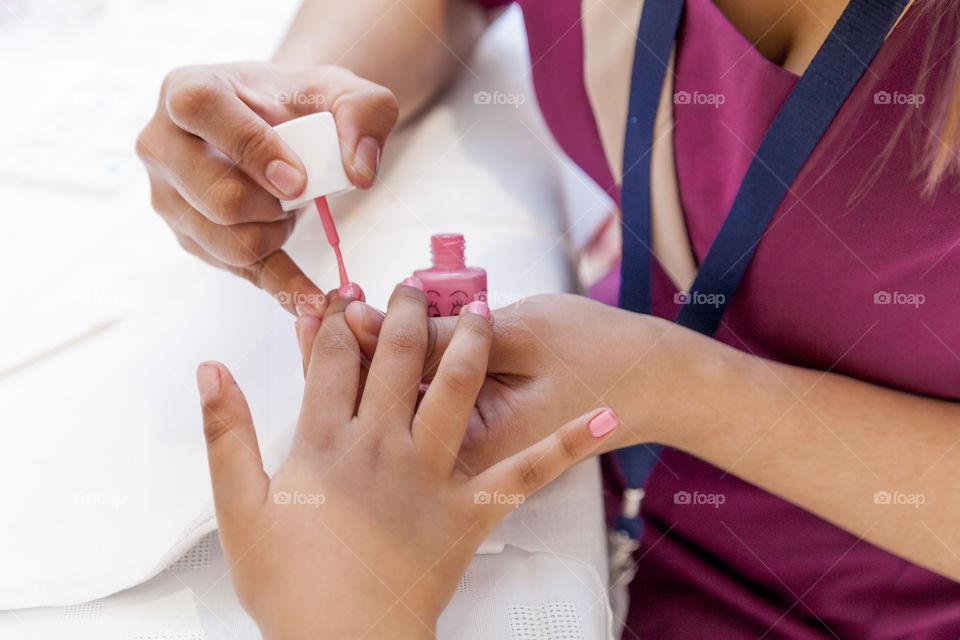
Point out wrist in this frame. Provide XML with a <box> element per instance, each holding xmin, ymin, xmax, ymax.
<box><xmin>601</xmin><ymin>311</ymin><xmax>747</xmax><ymax>454</ymax></box>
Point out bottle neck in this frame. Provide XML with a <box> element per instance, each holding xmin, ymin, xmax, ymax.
<box><xmin>430</xmin><ymin>234</ymin><xmax>466</xmax><ymax>270</ymax></box>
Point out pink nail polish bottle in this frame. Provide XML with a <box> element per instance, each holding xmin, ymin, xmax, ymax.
<box><xmin>413</xmin><ymin>234</ymin><xmax>487</xmax><ymax>317</ymax></box>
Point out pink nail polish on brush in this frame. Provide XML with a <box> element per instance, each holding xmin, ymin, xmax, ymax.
<box><xmin>272</xmin><ymin>113</ymin><xmax>362</xmax><ymax>298</ymax></box>
<box><xmin>314</xmin><ymin>196</ymin><xmax>361</xmax><ymax>298</ymax></box>
<box><xmin>412</xmin><ymin>234</ymin><xmax>487</xmax><ymax>317</ymax></box>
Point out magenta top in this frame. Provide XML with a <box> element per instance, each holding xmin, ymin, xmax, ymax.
<box><xmin>476</xmin><ymin>0</ymin><xmax>960</xmax><ymax>636</ymax></box>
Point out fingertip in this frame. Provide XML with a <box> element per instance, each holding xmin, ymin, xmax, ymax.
<box><xmin>587</xmin><ymin>408</ymin><xmax>618</xmax><ymax>439</ymax></box>
<box><xmin>352</xmin><ymin>135</ymin><xmax>381</xmax><ymax>185</ymax></box>
<box><xmin>265</xmin><ymin>158</ymin><xmax>306</xmax><ymax>200</ymax></box>
<box><xmin>344</xmin><ymin>300</ymin><xmax>364</xmax><ymax>334</ymax></box>
<box><xmin>461</xmin><ymin>300</ymin><xmax>490</xmax><ymax>321</ymax></box>
<box><xmin>197</xmin><ymin>362</ymin><xmax>223</xmax><ymax>404</ymax></box>
<box><xmin>338</xmin><ymin>281</ymin><xmax>364</xmax><ymax>301</ymax></box>
<box><xmin>295</xmin><ymin>313</ymin><xmax>322</xmax><ymax>345</ymax></box>
<box><xmin>346</xmin><ymin>300</ymin><xmax>384</xmax><ymax>335</ymax></box>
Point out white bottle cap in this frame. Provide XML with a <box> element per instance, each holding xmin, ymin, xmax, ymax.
<box><xmin>273</xmin><ymin>112</ymin><xmax>355</xmax><ymax>211</ymax></box>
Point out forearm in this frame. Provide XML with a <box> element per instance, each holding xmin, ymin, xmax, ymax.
<box><xmin>610</xmin><ymin>315</ymin><xmax>960</xmax><ymax>581</ymax></box>
<box><xmin>273</xmin><ymin>0</ymin><xmax>490</xmax><ymax>121</ymax></box>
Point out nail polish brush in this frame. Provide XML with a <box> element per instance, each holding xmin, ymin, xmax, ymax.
<box><xmin>314</xmin><ymin>195</ymin><xmax>361</xmax><ymax>298</ymax></box>
<box><xmin>273</xmin><ymin>112</ymin><xmax>363</xmax><ymax>298</ymax></box>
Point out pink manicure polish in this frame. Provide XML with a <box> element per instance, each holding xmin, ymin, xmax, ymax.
<box><xmin>461</xmin><ymin>300</ymin><xmax>490</xmax><ymax>320</ymax></box>
<box><xmin>588</xmin><ymin>409</ymin><xmax>618</xmax><ymax>438</ymax></box>
<box><xmin>402</xmin><ymin>276</ymin><xmax>425</xmax><ymax>291</ymax></box>
<box><xmin>339</xmin><ymin>281</ymin><xmax>364</xmax><ymax>300</ymax></box>
<box><xmin>412</xmin><ymin>234</ymin><xmax>487</xmax><ymax>317</ymax></box>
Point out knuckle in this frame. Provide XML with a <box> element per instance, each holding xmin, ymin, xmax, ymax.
<box><xmin>223</xmin><ymin>226</ymin><xmax>270</xmax><ymax>266</ymax></box>
<box><xmin>383</xmin><ymin>324</ymin><xmax>426</xmax><ymax>356</ymax></box>
<box><xmin>167</xmin><ymin>74</ymin><xmax>220</xmax><ymax>120</ymax></box>
<box><xmin>202</xmin><ymin>415</ymin><xmax>232</xmax><ymax>446</ymax></box>
<box><xmin>208</xmin><ymin>178</ymin><xmax>247</xmax><ymax>224</ymax></box>
<box><xmin>148</xmin><ymin>186</ymin><xmax>166</xmax><ymax>215</ymax></box>
<box><xmin>459</xmin><ymin>313</ymin><xmax>492</xmax><ymax>339</ymax></box>
<box><xmin>393</xmin><ymin>285</ymin><xmax>426</xmax><ymax>307</ymax></box>
<box><xmin>313</xmin><ymin>328</ymin><xmax>357</xmax><ymax>358</ymax></box>
<box><xmin>517</xmin><ymin>455</ymin><xmax>545</xmax><ymax>492</ymax></box>
<box><xmin>558</xmin><ymin>428</ymin><xmax>584</xmax><ymax>462</ymax></box>
<box><xmin>231</xmin><ymin>118</ymin><xmax>271</xmax><ymax>164</ymax></box>
<box><xmin>367</xmin><ymin>86</ymin><xmax>400</xmax><ymax>127</ymax></box>
<box><xmin>438</xmin><ymin>361</ymin><xmax>481</xmax><ymax>396</ymax></box>
<box><xmin>134</xmin><ymin>130</ymin><xmax>157</xmax><ymax>164</ymax></box>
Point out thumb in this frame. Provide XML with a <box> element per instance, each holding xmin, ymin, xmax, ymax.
<box><xmin>327</xmin><ymin>75</ymin><xmax>399</xmax><ymax>189</ymax></box>
<box><xmin>197</xmin><ymin>362</ymin><xmax>269</xmax><ymax>522</ymax></box>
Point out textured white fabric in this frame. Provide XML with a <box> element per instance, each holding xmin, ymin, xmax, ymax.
<box><xmin>0</xmin><ymin>2</ymin><xmax>615</xmax><ymax>637</ymax></box>
<box><xmin>2</xmin><ymin>530</ymin><xmax>611</xmax><ymax>639</ymax></box>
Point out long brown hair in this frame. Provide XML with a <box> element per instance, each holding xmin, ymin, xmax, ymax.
<box><xmin>917</xmin><ymin>0</ymin><xmax>960</xmax><ymax>196</ymax></box>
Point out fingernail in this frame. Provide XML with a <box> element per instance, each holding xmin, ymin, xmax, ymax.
<box><xmin>588</xmin><ymin>409</ymin><xmax>618</xmax><ymax>438</ymax></box>
<box><xmin>359</xmin><ymin>302</ymin><xmax>385</xmax><ymax>332</ymax></box>
<box><xmin>462</xmin><ymin>300</ymin><xmax>490</xmax><ymax>320</ymax></box>
<box><xmin>265</xmin><ymin>159</ymin><xmax>306</xmax><ymax>199</ymax></box>
<box><xmin>339</xmin><ymin>282</ymin><xmax>364</xmax><ymax>300</ymax></box>
<box><xmin>354</xmin><ymin>136</ymin><xmax>381</xmax><ymax>181</ymax></box>
<box><xmin>197</xmin><ymin>363</ymin><xmax>221</xmax><ymax>403</ymax></box>
<box><xmin>295</xmin><ymin>296</ymin><xmax>325</xmax><ymax>317</ymax></box>
<box><xmin>402</xmin><ymin>276</ymin><xmax>424</xmax><ymax>291</ymax></box>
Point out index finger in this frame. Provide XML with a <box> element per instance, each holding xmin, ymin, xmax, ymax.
<box><xmin>164</xmin><ymin>70</ymin><xmax>306</xmax><ymax>201</ymax></box>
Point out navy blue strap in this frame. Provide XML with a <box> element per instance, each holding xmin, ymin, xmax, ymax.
<box><xmin>676</xmin><ymin>0</ymin><xmax>909</xmax><ymax>335</ymax></box>
<box><xmin>618</xmin><ymin>0</ymin><xmax>684</xmax><ymax>316</ymax></box>
<box><xmin>615</xmin><ymin>0</ymin><xmax>908</xmax><ymax>540</ymax></box>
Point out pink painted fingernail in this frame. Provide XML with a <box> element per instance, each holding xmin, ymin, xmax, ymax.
<box><xmin>338</xmin><ymin>282</ymin><xmax>364</xmax><ymax>300</ymax></box>
<box><xmin>588</xmin><ymin>409</ymin><xmax>618</xmax><ymax>438</ymax></box>
<box><xmin>197</xmin><ymin>363</ymin><xmax>221</xmax><ymax>403</ymax></box>
<box><xmin>402</xmin><ymin>276</ymin><xmax>424</xmax><ymax>291</ymax></box>
<box><xmin>462</xmin><ymin>300</ymin><xmax>490</xmax><ymax>320</ymax></box>
<box><xmin>265</xmin><ymin>159</ymin><xmax>305</xmax><ymax>199</ymax></box>
<box><xmin>354</xmin><ymin>136</ymin><xmax>381</xmax><ymax>181</ymax></box>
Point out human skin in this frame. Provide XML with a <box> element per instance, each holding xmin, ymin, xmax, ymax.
<box><xmin>195</xmin><ymin>287</ymin><xmax>619</xmax><ymax>639</ymax></box>
<box><xmin>345</xmin><ymin>293</ymin><xmax>960</xmax><ymax>583</ymax></box>
<box><xmin>136</xmin><ymin>0</ymin><xmax>488</xmax><ymax>316</ymax></box>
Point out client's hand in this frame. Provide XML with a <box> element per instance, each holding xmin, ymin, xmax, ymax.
<box><xmin>196</xmin><ymin>286</ymin><xmax>618</xmax><ymax>639</ymax></box>
<box><xmin>344</xmin><ymin>292</ymin><xmax>678</xmax><ymax>474</ymax></box>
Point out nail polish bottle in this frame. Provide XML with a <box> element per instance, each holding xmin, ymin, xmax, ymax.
<box><xmin>413</xmin><ymin>234</ymin><xmax>487</xmax><ymax>317</ymax></box>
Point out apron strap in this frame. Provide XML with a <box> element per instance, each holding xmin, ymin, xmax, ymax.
<box><xmin>614</xmin><ymin>0</ymin><xmax>910</xmax><ymax>542</ymax></box>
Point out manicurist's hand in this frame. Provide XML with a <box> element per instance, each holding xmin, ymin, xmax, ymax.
<box><xmin>343</xmin><ymin>292</ymin><xmax>712</xmax><ymax>474</ymax></box>
<box><xmin>196</xmin><ymin>286</ymin><xmax>618</xmax><ymax>639</ymax></box>
<box><xmin>137</xmin><ymin>62</ymin><xmax>398</xmax><ymax>315</ymax></box>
